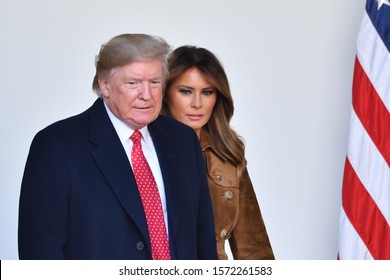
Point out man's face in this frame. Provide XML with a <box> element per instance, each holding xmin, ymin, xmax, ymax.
<box><xmin>99</xmin><ymin>59</ymin><xmax>163</xmax><ymax>129</ymax></box>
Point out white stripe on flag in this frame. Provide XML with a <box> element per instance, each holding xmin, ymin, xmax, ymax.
<box><xmin>357</xmin><ymin>11</ymin><xmax>390</xmax><ymax>111</ymax></box>
<box><xmin>348</xmin><ymin>109</ymin><xmax>390</xmax><ymax>225</ymax></box>
<box><xmin>338</xmin><ymin>208</ymin><xmax>374</xmax><ymax>260</ymax></box>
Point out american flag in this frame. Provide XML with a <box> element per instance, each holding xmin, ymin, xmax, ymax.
<box><xmin>338</xmin><ymin>0</ymin><xmax>390</xmax><ymax>260</ymax></box>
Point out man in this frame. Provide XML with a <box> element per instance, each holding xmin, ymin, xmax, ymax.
<box><xmin>18</xmin><ymin>34</ymin><xmax>218</xmax><ymax>260</ymax></box>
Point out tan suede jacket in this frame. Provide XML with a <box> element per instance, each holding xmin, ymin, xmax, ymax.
<box><xmin>200</xmin><ymin>130</ymin><xmax>275</xmax><ymax>260</ymax></box>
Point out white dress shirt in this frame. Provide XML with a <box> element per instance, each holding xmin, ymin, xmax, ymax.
<box><xmin>103</xmin><ymin>101</ymin><xmax>169</xmax><ymax>234</ymax></box>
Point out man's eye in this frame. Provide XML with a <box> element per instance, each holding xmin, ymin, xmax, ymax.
<box><xmin>125</xmin><ymin>81</ymin><xmax>138</xmax><ymax>89</ymax></box>
<box><xmin>150</xmin><ymin>80</ymin><xmax>162</xmax><ymax>87</ymax></box>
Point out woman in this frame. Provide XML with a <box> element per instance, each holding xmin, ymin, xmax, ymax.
<box><xmin>162</xmin><ymin>46</ymin><xmax>275</xmax><ymax>260</ymax></box>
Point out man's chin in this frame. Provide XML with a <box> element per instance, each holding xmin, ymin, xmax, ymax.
<box><xmin>130</xmin><ymin>115</ymin><xmax>159</xmax><ymax>129</ymax></box>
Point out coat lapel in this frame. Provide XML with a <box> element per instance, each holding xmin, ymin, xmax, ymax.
<box><xmin>88</xmin><ymin>99</ymin><xmax>150</xmax><ymax>246</ymax></box>
<box><xmin>148</xmin><ymin>117</ymin><xmax>182</xmax><ymax>251</ymax></box>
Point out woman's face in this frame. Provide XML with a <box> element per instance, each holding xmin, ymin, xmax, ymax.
<box><xmin>166</xmin><ymin>67</ymin><xmax>217</xmax><ymax>137</ymax></box>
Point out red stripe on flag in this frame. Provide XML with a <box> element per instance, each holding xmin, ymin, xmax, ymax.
<box><xmin>352</xmin><ymin>57</ymin><xmax>390</xmax><ymax>167</ymax></box>
<box><xmin>342</xmin><ymin>158</ymin><xmax>390</xmax><ymax>259</ymax></box>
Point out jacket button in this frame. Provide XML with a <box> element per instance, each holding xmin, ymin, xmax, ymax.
<box><xmin>216</xmin><ymin>175</ymin><xmax>222</xmax><ymax>181</ymax></box>
<box><xmin>136</xmin><ymin>241</ymin><xmax>144</xmax><ymax>251</ymax></box>
<box><xmin>220</xmin><ymin>229</ymin><xmax>227</xmax><ymax>239</ymax></box>
<box><xmin>224</xmin><ymin>191</ymin><xmax>233</xmax><ymax>200</ymax></box>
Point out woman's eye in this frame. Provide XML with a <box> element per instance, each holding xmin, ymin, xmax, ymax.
<box><xmin>179</xmin><ymin>89</ymin><xmax>192</xmax><ymax>95</ymax></box>
<box><xmin>202</xmin><ymin>90</ymin><xmax>215</xmax><ymax>96</ymax></box>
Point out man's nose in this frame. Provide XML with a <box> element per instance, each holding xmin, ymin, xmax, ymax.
<box><xmin>138</xmin><ymin>81</ymin><xmax>151</xmax><ymax>100</ymax></box>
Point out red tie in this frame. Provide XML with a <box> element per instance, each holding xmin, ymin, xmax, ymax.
<box><xmin>130</xmin><ymin>130</ymin><xmax>171</xmax><ymax>260</ymax></box>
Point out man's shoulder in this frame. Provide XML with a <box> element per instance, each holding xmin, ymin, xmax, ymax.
<box><xmin>154</xmin><ymin>114</ymin><xmax>192</xmax><ymax>131</ymax></box>
<box><xmin>149</xmin><ymin>115</ymin><xmax>200</xmax><ymax>149</ymax></box>
<box><xmin>152</xmin><ymin>115</ymin><xmax>197</xmax><ymax>138</ymax></box>
<box><xmin>39</xmin><ymin>109</ymin><xmax>89</xmax><ymax>134</ymax></box>
<box><xmin>33</xmin><ymin>100</ymin><xmax>99</xmax><ymax>142</ymax></box>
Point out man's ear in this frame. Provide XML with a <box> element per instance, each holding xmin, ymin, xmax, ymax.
<box><xmin>98</xmin><ymin>76</ymin><xmax>110</xmax><ymax>98</ymax></box>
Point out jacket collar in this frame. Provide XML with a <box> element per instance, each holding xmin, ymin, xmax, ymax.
<box><xmin>200</xmin><ymin>128</ymin><xmax>226</xmax><ymax>160</ymax></box>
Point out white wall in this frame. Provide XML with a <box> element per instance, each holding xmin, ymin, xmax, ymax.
<box><xmin>0</xmin><ymin>0</ymin><xmax>365</xmax><ymax>259</ymax></box>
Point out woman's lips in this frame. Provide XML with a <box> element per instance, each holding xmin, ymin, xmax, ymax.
<box><xmin>187</xmin><ymin>114</ymin><xmax>203</xmax><ymax>120</ymax></box>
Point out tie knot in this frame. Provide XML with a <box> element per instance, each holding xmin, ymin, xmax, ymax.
<box><xmin>130</xmin><ymin>130</ymin><xmax>142</xmax><ymax>144</ymax></box>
